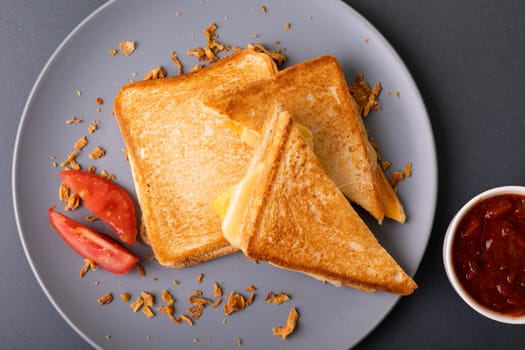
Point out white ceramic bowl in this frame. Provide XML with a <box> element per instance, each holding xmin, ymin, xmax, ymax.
<box><xmin>443</xmin><ymin>186</ymin><xmax>525</xmax><ymax>324</ymax></box>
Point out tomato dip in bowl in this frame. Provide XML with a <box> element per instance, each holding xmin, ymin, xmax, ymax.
<box><xmin>443</xmin><ymin>186</ymin><xmax>525</xmax><ymax>324</ymax></box>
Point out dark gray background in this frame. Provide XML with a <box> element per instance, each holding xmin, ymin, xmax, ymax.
<box><xmin>2</xmin><ymin>0</ymin><xmax>524</xmax><ymax>349</ymax></box>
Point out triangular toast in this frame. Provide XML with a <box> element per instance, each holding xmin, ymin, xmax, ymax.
<box><xmin>221</xmin><ymin>110</ymin><xmax>416</xmax><ymax>295</ymax></box>
<box><xmin>113</xmin><ymin>50</ymin><xmax>277</xmax><ymax>267</ymax></box>
<box><xmin>205</xmin><ymin>55</ymin><xmax>405</xmax><ymax>223</ymax></box>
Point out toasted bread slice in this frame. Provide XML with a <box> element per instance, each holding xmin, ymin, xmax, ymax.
<box><xmin>205</xmin><ymin>55</ymin><xmax>405</xmax><ymax>223</ymax></box>
<box><xmin>113</xmin><ymin>50</ymin><xmax>278</xmax><ymax>267</ymax></box>
<box><xmin>221</xmin><ymin>109</ymin><xmax>416</xmax><ymax>295</ymax></box>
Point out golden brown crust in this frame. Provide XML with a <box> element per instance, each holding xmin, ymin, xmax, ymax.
<box><xmin>239</xmin><ymin>111</ymin><xmax>416</xmax><ymax>296</ymax></box>
<box><xmin>205</xmin><ymin>55</ymin><xmax>405</xmax><ymax>223</ymax></box>
<box><xmin>113</xmin><ymin>50</ymin><xmax>277</xmax><ymax>267</ymax></box>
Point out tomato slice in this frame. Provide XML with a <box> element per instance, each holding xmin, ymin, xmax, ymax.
<box><xmin>59</xmin><ymin>170</ymin><xmax>137</xmax><ymax>245</ymax></box>
<box><xmin>48</xmin><ymin>208</ymin><xmax>139</xmax><ymax>274</ymax></box>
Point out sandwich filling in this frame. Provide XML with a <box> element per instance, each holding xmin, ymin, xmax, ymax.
<box><xmin>221</xmin><ymin>163</ymin><xmax>264</xmax><ymax>248</ymax></box>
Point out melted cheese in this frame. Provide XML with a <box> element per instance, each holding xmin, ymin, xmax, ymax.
<box><xmin>221</xmin><ymin>164</ymin><xmax>263</xmax><ymax>247</ymax></box>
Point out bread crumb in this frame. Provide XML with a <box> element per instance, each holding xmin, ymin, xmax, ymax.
<box><xmin>364</xmin><ymin>37</ymin><xmax>370</xmax><ymax>43</ymax></box>
<box><xmin>59</xmin><ymin>151</ymin><xmax>78</xmax><ymax>168</ymax></box>
<box><xmin>170</xmin><ymin>51</ymin><xmax>183</xmax><ymax>75</ymax></box>
<box><xmin>161</xmin><ymin>290</ymin><xmax>175</xmax><ymax>305</ymax></box>
<box><xmin>143</xmin><ymin>66</ymin><xmax>167</xmax><ymax>80</ymax></box>
<box><xmin>142</xmin><ymin>306</ymin><xmax>155</xmax><ymax>318</ymax></box>
<box><xmin>74</xmin><ymin>136</ymin><xmax>88</xmax><ymax>151</ymax></box>
<box><xmin>76</xmin><ymin>89</ymin><xmax>82</xmax><ymax>97</ymax></box>
<box><xmin>179</xmin><ymin>314</ymin><xmax>194</xmax><ymax>327</ymax></box>
<box><xmin>196</xmin><ymin>273</ymin><xmax>204</xmax><ymax>283</ymax></box>
<box><xmin>390</xmin><ymin>162</ymin><xmax>413</xmax><ymax>187</ymax></box>
<box><xmin>245</xmin><ymin>284</ymin><xmax>256</xmax><ymax>292</ymax></box>
<box><xmin>80</xmin><ymin>258</ymin><xmax>96</xmax><ymax>278</ymax></box>
<box><xmin>119</xmin><ymin>40</ymin><xmax>136</xmax><ymax>56</ymax></box>
<box><xmin>260</xmin><ymin>5</ymin><xmax>268</xmax><ymax>13</ymax></box>
<box><xmin>64</xmin><ymin>192</ymin><xmax>81</xmax><ymax>211</ymax></box>
<box><xmin>210</xmin><ymin>297</ymin><xmax>223</xmax><ymax>308</ymax></box>
<box><xmin>97</xmin><ymin>293</ymin><xmax>113</xmax><ymax>305</ymax></box>
<box><xmin>66</xmin><ymin>116</ymin><xmax>83</xmax><ymax>124</ymax></box>
<box><xmin>348</xmin><ymin>73</ymin><xmax>381</xmax><ymax>118</ymax></box>
<box><xmin>130</xmin><ymin>296</ymin><xmax>144</xmax><ymax>312</ymax></box>
<box><xmin>224</xmin><ymin>292</ymin><xmax>248</xmax><ymax>315</ymax></box>
<box><xmin>108</xmin><ymin>49</ymin><xmax>118</xmax><ymax>56</ymax></box>
<box><xmin>237</xmin><ymin>337</ymin><xmax>243</xmax><ymax>346</ymax></box>
<box><xmin>265</xmin><ymin>291</ymin><xmax>291</xmax><ymax>305</ymax></box>
<box><xmin>176</xmin><ymin>11</ymin><xmax>182</xmax><ymax>16</ymax></box>
<box><xmin>172</xmin><ymin>279</ymin><xmax>180</xmax><ymax>286</ymax></box>
<box><xmin>246</xmin><ymin>293</ymin><xmax>256</xmax><ymax>305</ymax></box>
<box><xmin>58</xmin><ymin>182</ymin><xmax>69</xmax><ymax>202</ymax></box>
<box><xmin>186</xmin><ymin>22</ymin><xmax>231</xmax><ymax>63</ymax></box>
<box><xmin>246</xmin><ymin>43</ymin><xmax>286</xmax><ymax>66</ymax></box>
<box><xmin>120</xmin><ymin>293</ymin><xmax>132</xmax><ymax>302</ymax></box>
<box><xmin>213</xmin><ymin>282</ymin><xmax>223</xmax><ymax>297</ymax></box>
<box><xmin>284</xmin><ymin>22</ymin><xmax>291</xmax><ymax>30</ymax></box>
<box><xmin>272</xmin><ymin>307</ymin><xmax>299</xmax><ymax>340</ymax></box>
<box><xmin>88</xmin><ymin>146</ymin><xmax>105</xmax><ymax>159</ymax></box>
<box><xmin>140</xmin><ymin>292</ymin><xmax>155</xmax><ymax>307</ymax></box>
<box><xmin>95</xmin><ymin>97</ymin><xmax>104</xmax><ymax>105</ymax></box>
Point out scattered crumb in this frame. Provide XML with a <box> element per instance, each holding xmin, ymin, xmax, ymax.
<box><xmin>186</xmin><ymin>22</ymin><xmax>231</xmax><ymax>63</ymax></box>
<box><xmin>211</xmin><ymin>297</ymin><xmax>223</xmax><ymax>308</ymax></box>
<box><xmin>395</xmin><ymin>91</ymin><xmax>401</xmax><ymax>98</ymax></box>
<box><xmin>390</xmin><ymin>162</ymin><xmax>413</xmax><ymax>187</ymax></box>
<box><xmin>80</xmin><ymin>258</ymin><xmax>96</xmax><ymax>278</ymax></box>
<box><xmin>141</xmin><ymin>291</ymin><xmax>155</xmax><ymax>307</ymax></box>
<box><xmin>170</xmin><ymin>51</ymin><xmax>183</xmax><ymax>75</ymax></box>
<box><xmin>135</xmin><ymin>264</ymin><xmax>146</xmax><ymax>277</ymax></box>
<box><xmin>143</xmin><ymin>66</ymin><xmax>167</xmax><ymax>80</ymax></box>
<box><xmin>196</xmin><ymin>273</ymin><xmax>204</xmax><ymax>284</ymax></box>
<box><xmin>161</xmin><ymin>290</ymin><xmax>175</xmax><ymax>305</ymax></box>
<box><xmin>246</xmin><ymin>285</ymin><xmax>256</xmax><ymax>292</ymax></box>
<box><xmin>265</xmin><ymin>292</ymin><xmax>291</xmax><ymax>305</ymax></box>
<box><xmin>58</xmin><ymin>182</ymin><xmax>69</xmax><ymax>202</ymax></box>
<box><xmin>348</xmin><ymin>73</ymin><xmax>381</xmax><ymax>118</ymax></box>
<box><xmin>237</xmin><ymin>337</ymin><xmax>243</xmax><ymax>346</ymax></box>
<box><xmin>260</xmin><ymin>5</ymin><xmax>268</xmax><ymax>13</ymax></box>
<box><xmin>108</xmin><ymin>49</ymin><xmax>118</xmax><ymax>56</ymax></box>
<box><xmin>364</xmin><ymin>37</ymin><xmax>370</xmax><ymax>43</ymax></box>
<box><xmin>95</xmin><ymin>97</ymin><xmax>104</xmax><ymax>105</ymax></box>
<box><xmin>97</xmin><ymin>293</ymin><xmax>113</xmax><ymax>305</ymax></box>
<box><xmin>179</xmin><ymin>314</ymin><xmax>194</xmax><ymax>327</ymax></box>
<box><xmin>272</xmin><ymin>307</ymin><xmax>299</xmax><ymax>340</ymax></box>
<box><xmin>66</xmin><ymin>116</ymin><xmax>83</xmax><ymax>124</ymax></box>
<box><xmin>284</xmin><ymin>22</ymin><xmax>291</xmax><ymax>30</ymax></box>
<box><xmin>213</xmin><ymin>282</ymin><xmax>223</xmax><ymax>297</ymax></box>
<box><xmin>246</xmin><ymin>43</ymin><xmax>286</xmax><ymax>66</ymax></box>
<box><xmin>76</xmin><ymin>90</ymin><xmax>82</xmax><ymax>97</ymax></box>
<box><xmin>88</xmin><ymin>146</ymin><xmax>106</xmax><ymax>159</ymax></box>
<box><xmin>224</xmin><ymin>292</ymin><xmax>249</xmax><ymax>315</ymax></box>
<box><xmin>120</xmin><ymin>293</ymin><xmax>132</xmax><ymax>302</ymax></box>
<box><xmin>130</xmin><ymin>296</ymin><xmax>144</xmax><ymax>312</ymax></box>
<box><xmin>119</xmin><ymin>40</ymin><xmax>136</xmax><ymax>56</ymax></box>
<box><xmin>74</xmin><ymin>136</ymin><xmax>88</xmax><ymax>151</ymax></box>
<box><xmin>64</xmin><ymin>192</ymin><xmax>81</xmax><ymax>211</ymax></box>
<box><xmin>142</xmin><ymin>306</ymin><xmax>155</xmax><ymax>318</ymax></box>
<box><xmin>176</xmin><ymin>11</ymin><xmax>182</xmax><ymax>16</ymax></box>
<box><xmin>105</xmin><ymin>335</ymin><xmax>111</xmax><ymax>340</ymax></box>
<box><xmin>172</xmin><ymin>279</ymin><xmax>180</xmax><ymax>286</ymax></box>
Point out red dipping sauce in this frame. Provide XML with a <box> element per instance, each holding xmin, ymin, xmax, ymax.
<box><xmin>452</xmin><ymin>194</ymin><xmax>525</xmax><ymax>316</ymax></box>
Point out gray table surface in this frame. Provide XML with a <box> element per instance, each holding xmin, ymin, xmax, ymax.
<box><xmin>2</xmin><ymin>0</ymin><xmax>525</xmax><ymax>349</ymax></box>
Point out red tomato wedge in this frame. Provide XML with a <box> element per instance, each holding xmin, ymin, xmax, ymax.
<box><xmin>59</xmin><ymin>170</ymin><xmax>137</xmax><ymax>245</ymax></box>
<box><xmin>48</xmin><ymin>208</ymin><xmax>139</xmax><ymax>274</ymax></box>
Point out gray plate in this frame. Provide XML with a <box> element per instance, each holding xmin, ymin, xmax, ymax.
<box><xmin>12</xmin><ymin>0</ymin><xmax>437</xmax><ymax>349</ymax></box>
